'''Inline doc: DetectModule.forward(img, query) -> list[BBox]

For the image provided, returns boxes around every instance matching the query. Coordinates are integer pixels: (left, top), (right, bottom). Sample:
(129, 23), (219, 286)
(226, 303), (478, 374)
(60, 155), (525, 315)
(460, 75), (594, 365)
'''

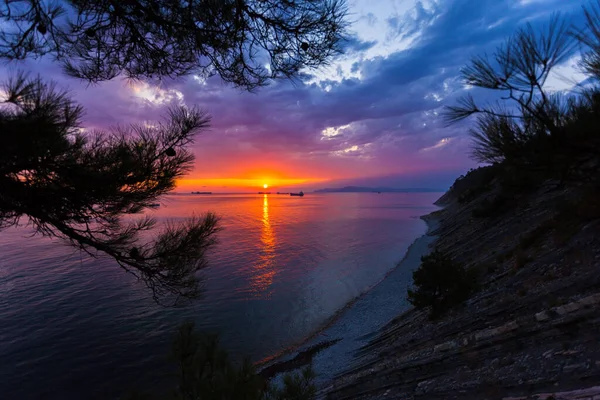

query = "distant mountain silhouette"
(313, 186), (443, 193)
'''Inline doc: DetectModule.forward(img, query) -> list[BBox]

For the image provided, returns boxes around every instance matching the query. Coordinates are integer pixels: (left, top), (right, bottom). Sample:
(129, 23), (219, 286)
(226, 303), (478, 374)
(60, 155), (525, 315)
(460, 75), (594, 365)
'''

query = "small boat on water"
(148, 203), (160, 208)
(290, 191), (304, 197)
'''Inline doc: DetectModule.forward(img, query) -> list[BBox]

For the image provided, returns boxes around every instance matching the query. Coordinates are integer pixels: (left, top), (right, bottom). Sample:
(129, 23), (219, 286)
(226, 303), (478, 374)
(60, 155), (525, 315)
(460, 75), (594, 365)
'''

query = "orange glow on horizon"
(176, 177), (328, 190)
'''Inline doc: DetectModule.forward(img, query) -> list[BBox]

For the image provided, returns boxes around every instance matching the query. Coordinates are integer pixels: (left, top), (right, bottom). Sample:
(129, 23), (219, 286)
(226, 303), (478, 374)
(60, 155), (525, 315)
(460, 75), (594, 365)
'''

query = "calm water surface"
(0, 192), (440, 399)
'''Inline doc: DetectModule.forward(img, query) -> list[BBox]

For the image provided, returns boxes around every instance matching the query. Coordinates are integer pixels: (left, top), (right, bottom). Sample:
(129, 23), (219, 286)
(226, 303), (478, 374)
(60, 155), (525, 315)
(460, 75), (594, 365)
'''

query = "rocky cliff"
(325, 168), (600, 400)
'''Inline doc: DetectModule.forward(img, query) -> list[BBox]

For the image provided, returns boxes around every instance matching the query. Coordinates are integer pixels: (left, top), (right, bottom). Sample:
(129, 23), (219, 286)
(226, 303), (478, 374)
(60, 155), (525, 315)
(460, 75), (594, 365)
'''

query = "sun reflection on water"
(249, 194), (277, 298)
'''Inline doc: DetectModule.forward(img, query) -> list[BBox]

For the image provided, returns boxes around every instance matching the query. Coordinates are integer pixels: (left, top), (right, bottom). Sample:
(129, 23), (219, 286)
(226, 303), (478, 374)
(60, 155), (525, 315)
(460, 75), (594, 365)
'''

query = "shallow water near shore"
(0, 192), (440, 399)
(264, 219), (439, 387)
(313, 227), (438, 384)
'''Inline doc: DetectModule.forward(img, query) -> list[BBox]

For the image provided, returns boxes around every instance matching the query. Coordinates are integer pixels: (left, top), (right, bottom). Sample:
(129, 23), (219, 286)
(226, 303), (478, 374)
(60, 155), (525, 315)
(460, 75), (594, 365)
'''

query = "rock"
(544, 349), (554, 359)
(415, 379), (435, 395)
(475, 329), (496, 341)
(578, 294), (600, 306)
(536, 311), (551, 322)
(434, 340), (458, 352)
(554, 302), (581, 315)
(499, 357), (515, 367)
(563, 362), (586, 373)
(324, 179), (600, 400)
(564, 302), (582, 313)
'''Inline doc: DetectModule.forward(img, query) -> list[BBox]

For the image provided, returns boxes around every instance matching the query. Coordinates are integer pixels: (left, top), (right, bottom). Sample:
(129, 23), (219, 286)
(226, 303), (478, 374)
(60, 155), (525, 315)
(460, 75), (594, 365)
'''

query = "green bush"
(407, 250), (479, 318)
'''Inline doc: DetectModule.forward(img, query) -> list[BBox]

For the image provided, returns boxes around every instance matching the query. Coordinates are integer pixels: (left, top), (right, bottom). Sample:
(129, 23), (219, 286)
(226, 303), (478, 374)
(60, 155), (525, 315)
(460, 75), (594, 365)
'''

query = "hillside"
(324, 168), (600, 400)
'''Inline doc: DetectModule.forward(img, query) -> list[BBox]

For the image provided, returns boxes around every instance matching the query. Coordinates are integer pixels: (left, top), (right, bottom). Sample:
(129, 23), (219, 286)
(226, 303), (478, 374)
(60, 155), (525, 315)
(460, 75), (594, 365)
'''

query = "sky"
(0, 0), (591, 192)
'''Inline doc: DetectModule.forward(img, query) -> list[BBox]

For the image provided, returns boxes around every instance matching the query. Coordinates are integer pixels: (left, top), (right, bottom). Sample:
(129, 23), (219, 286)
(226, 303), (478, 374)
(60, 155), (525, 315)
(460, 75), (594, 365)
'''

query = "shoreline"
(257, 210), (440, 382)
(322, 172), (600, 399)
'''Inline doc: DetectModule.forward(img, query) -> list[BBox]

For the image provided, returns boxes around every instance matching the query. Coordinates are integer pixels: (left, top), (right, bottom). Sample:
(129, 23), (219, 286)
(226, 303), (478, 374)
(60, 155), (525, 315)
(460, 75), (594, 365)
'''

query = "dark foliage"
(457, 183), (493, 204)
(0, 1), (349, 304)
(171, 323), (263, 400)
(471, 194), (511, 219)
(469, 165), (541, 218)
(266, 366), (316, 400)
(0, 0), (348, 89)
(0, 73), (220, 304)
(445, 6), (600, 189)
(167, 323), (316, 400)
(408, 250), (479, 318)
(445, 14), (575, 130)
(574, 0), (600, 79)
(496, 165), (540, 194)
(450, 166), (499, 204)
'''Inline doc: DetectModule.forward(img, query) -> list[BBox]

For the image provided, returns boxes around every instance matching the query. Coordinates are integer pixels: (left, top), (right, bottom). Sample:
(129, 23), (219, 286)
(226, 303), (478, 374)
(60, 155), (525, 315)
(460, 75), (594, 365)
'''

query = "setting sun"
(263, 183), (269, 189)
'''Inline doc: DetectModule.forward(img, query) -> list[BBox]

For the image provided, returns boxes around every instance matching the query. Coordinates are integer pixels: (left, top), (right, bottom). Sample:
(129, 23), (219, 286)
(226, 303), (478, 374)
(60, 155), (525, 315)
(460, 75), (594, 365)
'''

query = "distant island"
(313, 186), (444, 193)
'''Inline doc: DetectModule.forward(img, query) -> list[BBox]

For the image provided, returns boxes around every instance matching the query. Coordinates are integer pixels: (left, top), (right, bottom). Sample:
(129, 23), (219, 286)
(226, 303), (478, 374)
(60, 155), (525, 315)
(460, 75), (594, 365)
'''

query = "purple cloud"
(1, 0), (589, 189)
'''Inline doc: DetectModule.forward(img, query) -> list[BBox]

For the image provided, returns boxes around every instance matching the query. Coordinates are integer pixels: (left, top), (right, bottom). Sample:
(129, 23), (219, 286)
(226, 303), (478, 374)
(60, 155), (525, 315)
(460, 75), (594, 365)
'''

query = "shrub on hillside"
(408, 250), (479, 318)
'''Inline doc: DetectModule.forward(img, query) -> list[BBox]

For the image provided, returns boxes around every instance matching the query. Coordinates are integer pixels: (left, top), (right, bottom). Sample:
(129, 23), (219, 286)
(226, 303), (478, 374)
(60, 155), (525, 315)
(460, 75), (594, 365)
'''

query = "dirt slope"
(325, 174), (600, 400)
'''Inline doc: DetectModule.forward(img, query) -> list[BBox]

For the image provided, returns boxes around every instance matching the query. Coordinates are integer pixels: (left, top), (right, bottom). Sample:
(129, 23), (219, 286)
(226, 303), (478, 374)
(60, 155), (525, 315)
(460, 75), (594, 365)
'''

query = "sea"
(0, 192), (441, 399)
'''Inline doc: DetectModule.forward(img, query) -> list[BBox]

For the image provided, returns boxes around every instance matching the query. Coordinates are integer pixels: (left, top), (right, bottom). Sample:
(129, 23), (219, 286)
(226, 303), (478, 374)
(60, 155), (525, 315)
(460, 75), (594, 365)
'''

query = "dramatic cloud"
(1, 0), (589, 190)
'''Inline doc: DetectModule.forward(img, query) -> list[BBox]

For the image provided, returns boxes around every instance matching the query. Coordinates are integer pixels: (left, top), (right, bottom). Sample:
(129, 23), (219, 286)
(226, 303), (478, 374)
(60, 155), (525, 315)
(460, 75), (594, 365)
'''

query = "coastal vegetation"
(0, 0), (348, 304)
(127, 323), (316, 400)
(1, 2), (347, 398)
(408, 250), (479, 318)
(330, 7), (600, 395)
(4, 0), (600, 398)
(406, 0), (600, 328)
(0, 0), (347, 89)
(442, 0), (600, 278)
(0, 73), (219, 304)
(446, 4), (600, 191)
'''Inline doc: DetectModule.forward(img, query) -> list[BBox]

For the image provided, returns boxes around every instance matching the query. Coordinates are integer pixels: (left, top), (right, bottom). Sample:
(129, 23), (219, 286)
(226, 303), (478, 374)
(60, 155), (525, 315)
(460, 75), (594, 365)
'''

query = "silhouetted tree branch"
(445, 14), (575, 134)
(0, 72), (220, 305)
(574, 0), (600, 79)
(446, 4), (600, 186)
(0, 0), (348, 89)
(0, 1), (349, 304)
